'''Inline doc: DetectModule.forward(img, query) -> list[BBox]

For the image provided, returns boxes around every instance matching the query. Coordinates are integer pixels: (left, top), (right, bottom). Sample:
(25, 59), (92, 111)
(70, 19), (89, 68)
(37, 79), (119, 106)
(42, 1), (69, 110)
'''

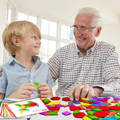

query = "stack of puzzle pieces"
(41, 96), (120, 120)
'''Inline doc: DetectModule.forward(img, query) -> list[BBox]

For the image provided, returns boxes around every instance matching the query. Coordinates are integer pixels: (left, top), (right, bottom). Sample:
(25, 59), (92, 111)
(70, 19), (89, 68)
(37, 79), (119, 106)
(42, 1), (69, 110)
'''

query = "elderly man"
(48, 7), (120, 100)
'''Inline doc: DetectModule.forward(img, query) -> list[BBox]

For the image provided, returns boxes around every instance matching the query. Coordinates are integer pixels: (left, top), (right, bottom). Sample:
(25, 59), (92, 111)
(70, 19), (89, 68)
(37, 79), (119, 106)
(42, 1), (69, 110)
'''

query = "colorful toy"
(2, 96), (120, 119)
(41, 96), (120, 119)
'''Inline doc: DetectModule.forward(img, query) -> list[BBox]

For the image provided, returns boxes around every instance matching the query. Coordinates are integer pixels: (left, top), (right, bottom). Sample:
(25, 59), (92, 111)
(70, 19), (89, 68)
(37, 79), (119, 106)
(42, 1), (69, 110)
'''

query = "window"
(3, 8), (12, 63)
(41, 19), (57, 37)
(17, 12), (37, 24)
(7, 8), (12, 23)
(47, 40), (56, 57)
(61, 24), (74, 40)
(28, 15), (37, 24)
(60, 42), (68, 47)
(18, 12), (27, 20)
(49, 21), (57, 37)
(41, 19), (49, 35)
(40, 39), (56, 62)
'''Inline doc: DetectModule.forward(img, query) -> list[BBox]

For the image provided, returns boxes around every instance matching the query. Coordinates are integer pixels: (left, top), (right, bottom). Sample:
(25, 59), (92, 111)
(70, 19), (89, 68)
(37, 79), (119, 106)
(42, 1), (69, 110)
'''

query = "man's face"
(73, 14), (100, 50)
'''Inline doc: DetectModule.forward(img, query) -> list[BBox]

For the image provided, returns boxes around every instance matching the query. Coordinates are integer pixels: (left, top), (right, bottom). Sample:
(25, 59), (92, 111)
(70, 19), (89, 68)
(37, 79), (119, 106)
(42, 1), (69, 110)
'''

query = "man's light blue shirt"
(0, 56), (54, 98)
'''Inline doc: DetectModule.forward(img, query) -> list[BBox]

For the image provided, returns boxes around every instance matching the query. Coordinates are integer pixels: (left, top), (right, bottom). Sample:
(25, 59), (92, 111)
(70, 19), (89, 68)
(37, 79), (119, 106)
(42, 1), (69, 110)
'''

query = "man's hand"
(38, 83), (53, 98)
(8, 83), (37, 99)
(0, 67), (3, 76)
(69, 84), (103, 101)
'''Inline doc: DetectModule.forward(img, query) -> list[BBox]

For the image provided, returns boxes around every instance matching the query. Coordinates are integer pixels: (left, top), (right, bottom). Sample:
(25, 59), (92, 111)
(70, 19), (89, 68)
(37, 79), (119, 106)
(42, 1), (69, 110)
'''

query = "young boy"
(0, 21), (53, 99)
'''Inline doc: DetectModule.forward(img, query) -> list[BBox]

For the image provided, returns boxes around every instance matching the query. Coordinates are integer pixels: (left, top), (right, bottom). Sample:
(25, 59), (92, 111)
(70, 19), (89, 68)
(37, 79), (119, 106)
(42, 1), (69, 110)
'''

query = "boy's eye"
(32, 36), (37, 39)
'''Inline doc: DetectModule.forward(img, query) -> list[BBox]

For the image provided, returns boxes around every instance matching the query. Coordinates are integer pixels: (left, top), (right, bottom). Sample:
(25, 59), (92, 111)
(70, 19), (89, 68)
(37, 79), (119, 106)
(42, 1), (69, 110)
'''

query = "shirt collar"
(75, 41), (97, 56)
(8, 56), (41, 65)
(8, 56), (17, 65)
(90, 41), (96, 52)
(33, 56), (40, 63)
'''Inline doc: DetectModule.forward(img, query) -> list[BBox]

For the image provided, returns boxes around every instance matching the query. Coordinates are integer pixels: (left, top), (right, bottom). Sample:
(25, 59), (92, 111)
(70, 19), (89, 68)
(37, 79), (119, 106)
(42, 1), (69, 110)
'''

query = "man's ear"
(11, 36), (21, 46)
(95, 27), (102, 37)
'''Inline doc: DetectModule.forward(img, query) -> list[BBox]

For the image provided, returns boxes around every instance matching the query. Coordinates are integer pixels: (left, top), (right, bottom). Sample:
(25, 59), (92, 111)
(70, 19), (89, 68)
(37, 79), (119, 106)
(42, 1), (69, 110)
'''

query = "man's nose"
(74, 30), (86, 36)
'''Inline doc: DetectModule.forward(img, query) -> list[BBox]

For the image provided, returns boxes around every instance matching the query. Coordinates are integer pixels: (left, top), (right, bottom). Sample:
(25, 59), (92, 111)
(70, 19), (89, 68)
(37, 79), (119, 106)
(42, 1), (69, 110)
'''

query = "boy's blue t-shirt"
(0, 56), (54, 98)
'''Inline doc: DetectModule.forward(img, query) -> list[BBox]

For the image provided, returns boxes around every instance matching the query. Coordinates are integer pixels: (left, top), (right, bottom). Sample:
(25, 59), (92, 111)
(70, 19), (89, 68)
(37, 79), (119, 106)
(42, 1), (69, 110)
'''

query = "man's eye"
(81, 27), (86, 30)
(81, 26), (86, 28)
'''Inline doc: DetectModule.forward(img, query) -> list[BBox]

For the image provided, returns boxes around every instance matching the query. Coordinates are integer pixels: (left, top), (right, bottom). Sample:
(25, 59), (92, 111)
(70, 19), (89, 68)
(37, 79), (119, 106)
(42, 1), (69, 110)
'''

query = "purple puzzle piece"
(62, 111), (71, 116)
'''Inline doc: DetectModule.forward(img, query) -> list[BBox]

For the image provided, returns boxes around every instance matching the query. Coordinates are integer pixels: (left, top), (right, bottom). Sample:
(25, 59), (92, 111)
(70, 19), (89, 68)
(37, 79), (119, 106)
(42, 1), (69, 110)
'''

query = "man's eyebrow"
(72, 25), (77, 27)
(72, 25), (86, 28)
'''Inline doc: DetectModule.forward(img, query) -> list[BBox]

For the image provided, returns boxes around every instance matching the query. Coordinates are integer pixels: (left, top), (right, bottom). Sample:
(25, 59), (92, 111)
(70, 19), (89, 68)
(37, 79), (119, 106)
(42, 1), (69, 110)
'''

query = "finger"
(74, 90), (80, 101)
(74, 86), (83, 101)
(22, 83), (37, 89)
(22, 83), (34, 87)
(40, 91), (49, 95)
(20, 94), (30, 99)
(87, 87), (95, 98)
(69, 86), (75, 101)
(39, 87), (48, 91)
(22, 84), (37, 91)
(40, 94), (48, 98)
(40, 83), (48, 87)
(24, 87), (37, 92)
(93, 88), (103, 97)
(81, 85), (89, 98)
(13, 92), (30, 99)
(22, 90), (33, 96)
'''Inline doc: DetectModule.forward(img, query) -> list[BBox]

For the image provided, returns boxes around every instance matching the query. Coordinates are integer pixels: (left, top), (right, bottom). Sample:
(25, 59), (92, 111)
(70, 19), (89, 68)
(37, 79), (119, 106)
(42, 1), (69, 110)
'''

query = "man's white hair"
(77, 7), (102, 27)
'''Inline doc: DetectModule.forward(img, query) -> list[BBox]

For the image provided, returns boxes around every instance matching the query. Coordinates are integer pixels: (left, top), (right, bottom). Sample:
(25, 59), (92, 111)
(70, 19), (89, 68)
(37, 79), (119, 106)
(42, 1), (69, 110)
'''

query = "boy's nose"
(38, 41), (41, 46)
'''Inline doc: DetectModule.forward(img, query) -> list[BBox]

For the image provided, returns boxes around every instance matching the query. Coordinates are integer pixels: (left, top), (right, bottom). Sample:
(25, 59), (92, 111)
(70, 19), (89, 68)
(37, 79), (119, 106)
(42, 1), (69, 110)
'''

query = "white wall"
(0, 0), (8, 64)
(98, 24), (120, 52)
(97, 23), (120, 62)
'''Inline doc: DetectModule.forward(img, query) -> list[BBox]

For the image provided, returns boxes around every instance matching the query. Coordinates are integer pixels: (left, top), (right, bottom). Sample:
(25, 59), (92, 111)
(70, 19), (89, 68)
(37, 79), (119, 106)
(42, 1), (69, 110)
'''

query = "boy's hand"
(38, 83), (53, 98)
(8, 83), (37, 99)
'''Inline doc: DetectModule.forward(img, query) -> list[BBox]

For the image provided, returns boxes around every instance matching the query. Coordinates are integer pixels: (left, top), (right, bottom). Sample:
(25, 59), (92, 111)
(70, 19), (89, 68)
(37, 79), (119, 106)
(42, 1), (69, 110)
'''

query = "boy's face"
(19, 32), (41, 56)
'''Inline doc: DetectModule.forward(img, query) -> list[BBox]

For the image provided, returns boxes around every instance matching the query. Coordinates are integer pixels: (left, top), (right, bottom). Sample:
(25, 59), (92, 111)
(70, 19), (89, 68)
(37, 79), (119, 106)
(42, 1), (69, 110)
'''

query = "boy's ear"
(11, 36), (21, 46)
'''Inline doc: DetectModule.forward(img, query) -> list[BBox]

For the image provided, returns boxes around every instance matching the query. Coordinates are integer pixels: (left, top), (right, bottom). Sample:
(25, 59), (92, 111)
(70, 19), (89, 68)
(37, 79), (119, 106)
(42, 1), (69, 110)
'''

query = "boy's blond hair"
(2, 20), (41, 56)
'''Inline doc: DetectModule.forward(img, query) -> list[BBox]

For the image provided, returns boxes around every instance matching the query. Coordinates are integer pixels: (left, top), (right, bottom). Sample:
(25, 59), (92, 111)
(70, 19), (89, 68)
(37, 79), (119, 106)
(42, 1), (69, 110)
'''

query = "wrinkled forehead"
(74, 14), (94, 26)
